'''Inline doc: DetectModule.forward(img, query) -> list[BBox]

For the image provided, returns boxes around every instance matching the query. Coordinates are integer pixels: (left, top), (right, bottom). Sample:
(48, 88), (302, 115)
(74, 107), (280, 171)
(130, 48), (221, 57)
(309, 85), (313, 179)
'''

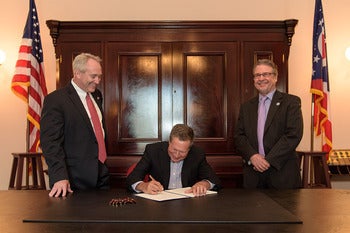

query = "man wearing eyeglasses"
(234, 59), (303, 189)
(126, 124), (221, 196)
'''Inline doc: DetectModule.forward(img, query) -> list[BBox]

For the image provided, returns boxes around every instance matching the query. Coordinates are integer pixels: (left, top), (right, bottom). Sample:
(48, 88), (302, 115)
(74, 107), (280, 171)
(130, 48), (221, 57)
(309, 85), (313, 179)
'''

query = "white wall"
(1, 0), (349, 190)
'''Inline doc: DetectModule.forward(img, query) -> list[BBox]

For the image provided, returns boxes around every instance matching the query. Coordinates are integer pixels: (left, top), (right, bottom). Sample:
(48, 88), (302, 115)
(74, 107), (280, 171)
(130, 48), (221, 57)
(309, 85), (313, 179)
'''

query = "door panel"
(119, 55), (159, 139)
(105, 42), (173, 154)
(187, 55), (225, 138)
(173, 42), (239, 153)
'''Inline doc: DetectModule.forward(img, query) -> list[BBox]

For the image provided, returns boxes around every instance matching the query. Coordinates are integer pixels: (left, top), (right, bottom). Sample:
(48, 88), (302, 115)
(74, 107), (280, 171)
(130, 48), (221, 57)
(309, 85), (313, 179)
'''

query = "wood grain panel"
(105, 42), (172, 154)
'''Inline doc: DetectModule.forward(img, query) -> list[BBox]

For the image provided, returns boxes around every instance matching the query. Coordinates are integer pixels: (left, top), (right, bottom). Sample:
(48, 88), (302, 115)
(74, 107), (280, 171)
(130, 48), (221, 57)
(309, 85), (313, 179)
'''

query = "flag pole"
(26, 120), (29, 152)
(310, 95), (314, 152)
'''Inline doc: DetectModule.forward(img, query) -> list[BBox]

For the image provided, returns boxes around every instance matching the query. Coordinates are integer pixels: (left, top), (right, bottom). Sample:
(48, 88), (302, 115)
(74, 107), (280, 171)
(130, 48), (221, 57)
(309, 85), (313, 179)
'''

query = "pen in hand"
(149, 175), (155, 181)
(148, 175), (164, 193)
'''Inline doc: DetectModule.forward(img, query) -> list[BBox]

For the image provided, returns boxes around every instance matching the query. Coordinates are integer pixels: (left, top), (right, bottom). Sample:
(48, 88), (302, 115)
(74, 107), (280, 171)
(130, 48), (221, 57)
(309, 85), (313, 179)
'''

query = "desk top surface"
(1, 188), (350, 233)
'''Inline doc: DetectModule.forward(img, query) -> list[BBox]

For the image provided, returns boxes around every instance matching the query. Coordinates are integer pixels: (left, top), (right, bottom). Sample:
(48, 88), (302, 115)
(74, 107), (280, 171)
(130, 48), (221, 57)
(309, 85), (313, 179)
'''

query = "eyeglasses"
(253, 72), (275, 79)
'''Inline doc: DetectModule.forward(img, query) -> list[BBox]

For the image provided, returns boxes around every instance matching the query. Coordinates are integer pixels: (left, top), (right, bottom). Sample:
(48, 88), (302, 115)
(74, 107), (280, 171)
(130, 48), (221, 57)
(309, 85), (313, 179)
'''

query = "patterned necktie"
(86, 94), (107, 163)
(257, 96), (267, 156)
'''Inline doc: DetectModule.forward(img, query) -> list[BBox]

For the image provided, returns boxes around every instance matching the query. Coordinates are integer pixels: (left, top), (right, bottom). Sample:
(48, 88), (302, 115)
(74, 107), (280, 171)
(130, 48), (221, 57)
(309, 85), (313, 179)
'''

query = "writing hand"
(136, 175), (164, 195)
(49, 179), (73, 197)
(148, 175), (164, 194)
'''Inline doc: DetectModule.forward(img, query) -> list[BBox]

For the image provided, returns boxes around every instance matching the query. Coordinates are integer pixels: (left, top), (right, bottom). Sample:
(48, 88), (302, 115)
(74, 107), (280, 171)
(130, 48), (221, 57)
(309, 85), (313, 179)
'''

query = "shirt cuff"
(204, 180), (215, 190)
(131, 181), (143, 193)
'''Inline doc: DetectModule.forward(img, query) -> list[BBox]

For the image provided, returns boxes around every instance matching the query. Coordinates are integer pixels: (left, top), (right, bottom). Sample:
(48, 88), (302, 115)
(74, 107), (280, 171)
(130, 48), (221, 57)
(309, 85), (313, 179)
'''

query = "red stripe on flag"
(19, 45), (32, 54)
(15, 59), (31, 68)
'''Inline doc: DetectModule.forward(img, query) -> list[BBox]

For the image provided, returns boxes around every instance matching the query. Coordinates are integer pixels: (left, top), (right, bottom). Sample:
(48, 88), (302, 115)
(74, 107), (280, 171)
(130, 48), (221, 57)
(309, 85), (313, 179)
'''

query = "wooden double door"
(105, 41), (239, 155)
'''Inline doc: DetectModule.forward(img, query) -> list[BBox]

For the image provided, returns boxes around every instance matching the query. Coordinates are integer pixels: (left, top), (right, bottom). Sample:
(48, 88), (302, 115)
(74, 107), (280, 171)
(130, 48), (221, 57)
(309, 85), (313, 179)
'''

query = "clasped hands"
(136, 178), (210, 197)
(250, 153), (270, 172)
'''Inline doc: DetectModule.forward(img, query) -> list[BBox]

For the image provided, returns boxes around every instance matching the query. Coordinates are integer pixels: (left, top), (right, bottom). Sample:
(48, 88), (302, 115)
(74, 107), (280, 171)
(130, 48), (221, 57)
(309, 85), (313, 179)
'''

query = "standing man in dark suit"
(234, 59), (303, 189)
(41, 53), (109, 197)
(126, 124), (221, 196)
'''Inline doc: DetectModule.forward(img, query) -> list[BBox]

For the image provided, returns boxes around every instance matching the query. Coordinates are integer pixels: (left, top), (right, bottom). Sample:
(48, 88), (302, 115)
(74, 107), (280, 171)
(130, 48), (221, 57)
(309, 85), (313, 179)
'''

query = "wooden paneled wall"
(47, 20), (297, 188)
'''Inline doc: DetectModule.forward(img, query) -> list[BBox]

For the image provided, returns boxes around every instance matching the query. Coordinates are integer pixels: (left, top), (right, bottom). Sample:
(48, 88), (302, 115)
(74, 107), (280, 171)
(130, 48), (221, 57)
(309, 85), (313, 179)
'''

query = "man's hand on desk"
(49, 179), (73, 197)
(185, 180), (210, 196)
(136, 180), (164, 195)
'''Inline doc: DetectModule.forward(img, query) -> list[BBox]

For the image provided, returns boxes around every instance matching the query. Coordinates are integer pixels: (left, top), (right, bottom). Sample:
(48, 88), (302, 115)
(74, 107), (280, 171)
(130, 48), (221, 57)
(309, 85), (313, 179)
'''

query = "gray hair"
(72, 53), (102, 73)
(253, 59), (278, 76)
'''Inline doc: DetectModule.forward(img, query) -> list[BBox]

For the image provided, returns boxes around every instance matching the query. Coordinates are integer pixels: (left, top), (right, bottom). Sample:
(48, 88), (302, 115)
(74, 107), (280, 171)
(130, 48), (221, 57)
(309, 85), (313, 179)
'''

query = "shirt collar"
(71, 79), (88, 98)
(259, 89), (276, 101)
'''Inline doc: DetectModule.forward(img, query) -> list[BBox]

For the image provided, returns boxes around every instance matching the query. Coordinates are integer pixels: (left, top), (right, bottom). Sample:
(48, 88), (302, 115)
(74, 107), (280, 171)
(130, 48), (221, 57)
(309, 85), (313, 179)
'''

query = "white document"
(135, 187), (217, 201)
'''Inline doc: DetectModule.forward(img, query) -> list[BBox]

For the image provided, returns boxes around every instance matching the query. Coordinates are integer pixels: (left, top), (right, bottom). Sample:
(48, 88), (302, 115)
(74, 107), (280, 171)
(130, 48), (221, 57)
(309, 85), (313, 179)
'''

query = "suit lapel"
(160, 143), (171, 187)
(250, 97), (259, 123)
(248, 97), (259, 142)
(181, 158), (189, 187)
(91, 90), (103, 112)
(265, 91), (283, 131)
(66, 83), (94, 133)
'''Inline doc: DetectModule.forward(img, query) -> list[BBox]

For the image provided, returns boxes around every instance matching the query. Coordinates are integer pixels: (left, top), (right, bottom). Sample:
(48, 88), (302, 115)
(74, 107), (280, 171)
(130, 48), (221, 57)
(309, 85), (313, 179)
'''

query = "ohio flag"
(310, 0), (332, 156)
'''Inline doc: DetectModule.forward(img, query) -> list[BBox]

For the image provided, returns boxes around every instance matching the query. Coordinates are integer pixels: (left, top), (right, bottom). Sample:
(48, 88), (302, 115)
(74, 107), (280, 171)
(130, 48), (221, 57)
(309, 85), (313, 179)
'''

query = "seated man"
(126, 124), (221, 196)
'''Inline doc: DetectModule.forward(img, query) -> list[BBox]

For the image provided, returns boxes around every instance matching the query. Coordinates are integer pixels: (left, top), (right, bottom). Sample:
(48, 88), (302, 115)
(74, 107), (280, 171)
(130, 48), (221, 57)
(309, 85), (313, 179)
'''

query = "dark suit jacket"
(234, 90), (303, 189)
(126, 142), (221, 191)
(40, 82), (109, 190)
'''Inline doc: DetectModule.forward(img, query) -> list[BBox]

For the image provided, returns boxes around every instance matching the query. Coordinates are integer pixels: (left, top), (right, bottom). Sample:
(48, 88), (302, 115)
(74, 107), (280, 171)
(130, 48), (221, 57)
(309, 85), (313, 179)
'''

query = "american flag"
(11, 0), (47, 152)
(310, 0), (332, 156)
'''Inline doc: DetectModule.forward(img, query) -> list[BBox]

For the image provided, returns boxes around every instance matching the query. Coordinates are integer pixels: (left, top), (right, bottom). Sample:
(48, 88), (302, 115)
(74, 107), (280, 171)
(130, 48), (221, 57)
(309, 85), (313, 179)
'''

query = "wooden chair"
(298, 151), (331, 188)
(126, 163), (149, 182)
(9, 152), (46, 190)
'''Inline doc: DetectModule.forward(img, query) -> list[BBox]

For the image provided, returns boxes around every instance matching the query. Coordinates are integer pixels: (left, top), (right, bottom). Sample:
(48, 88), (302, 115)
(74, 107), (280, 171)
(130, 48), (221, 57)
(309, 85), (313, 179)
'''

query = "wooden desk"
(1, 189), (350, 232)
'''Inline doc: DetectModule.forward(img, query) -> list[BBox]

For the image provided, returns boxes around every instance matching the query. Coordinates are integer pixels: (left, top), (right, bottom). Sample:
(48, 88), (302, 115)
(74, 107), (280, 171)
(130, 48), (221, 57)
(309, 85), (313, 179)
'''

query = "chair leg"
(15, 157), (24, 190)
(9, 158), (18, 189)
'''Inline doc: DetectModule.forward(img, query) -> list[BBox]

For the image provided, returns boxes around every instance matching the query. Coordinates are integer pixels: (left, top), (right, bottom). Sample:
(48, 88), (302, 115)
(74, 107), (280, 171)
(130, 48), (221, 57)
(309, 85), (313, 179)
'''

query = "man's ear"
(73, 69), (82, 78)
